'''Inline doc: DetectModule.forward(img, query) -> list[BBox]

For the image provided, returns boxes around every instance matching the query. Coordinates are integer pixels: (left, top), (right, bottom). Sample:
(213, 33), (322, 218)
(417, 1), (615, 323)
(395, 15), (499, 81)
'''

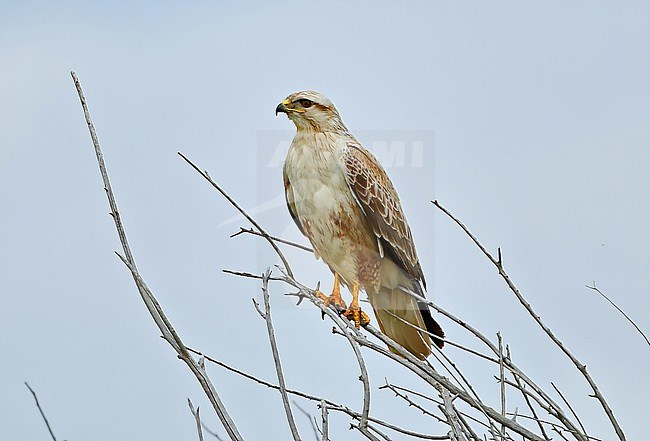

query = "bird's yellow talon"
(342, 280), (369, 328)
(315, 290), (347, 312)
(316, 273), (347, 312)
(343, 307), (370, 329)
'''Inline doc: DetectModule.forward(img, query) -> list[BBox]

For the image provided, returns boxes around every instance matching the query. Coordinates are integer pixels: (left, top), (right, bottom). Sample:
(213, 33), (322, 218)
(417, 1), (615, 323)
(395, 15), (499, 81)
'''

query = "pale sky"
(2, 1), (649, 440)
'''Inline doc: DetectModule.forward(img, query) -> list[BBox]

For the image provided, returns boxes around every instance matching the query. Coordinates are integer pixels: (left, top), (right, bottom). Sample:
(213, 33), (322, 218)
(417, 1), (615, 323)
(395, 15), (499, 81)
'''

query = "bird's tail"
(369, 285), (444, 360)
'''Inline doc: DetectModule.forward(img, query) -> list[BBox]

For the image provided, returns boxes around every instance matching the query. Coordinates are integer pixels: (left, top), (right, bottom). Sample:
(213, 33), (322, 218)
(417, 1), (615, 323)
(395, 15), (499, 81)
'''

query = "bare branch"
(178, 151), (295, 279)
(381, 382), (490, 433)
(497, 333), (506, 438)
(292, 400), (320, 441)
(223, 269), (284, 281)
(586, 282), (650, 348)
(456, 412), (482, 441)
(551, 382), (589, 439)
(358, 324), (543, 440)
(71, 72), (136, 268)
(72, 72), (243, 441)
(252, 297), (265, 319)
(440, 387), (469, 441)
(511, 372), (551, 441)
(380, 381), (445, 423)
(187, 346), (337, 406)
(378, 292), (560, 436)
(259, 269), (302, 441)
(553, 427), (573, 441)
(188, 339), (447, 439)
(320, 401), (329, 441)
(384, 308), (497, 421)
(432, 199), (625, 441)
(359, 423), (389, 441)
(201, 422), (226, 441)
(24, 382), (58, 441)
(271, 269), (374, 432)
(115, 253), (244, 439)
(506, 413), (604, 441)
(231, 227), (313, 253)
(340, 324), (372, 431)
(188, 399), (205, 441)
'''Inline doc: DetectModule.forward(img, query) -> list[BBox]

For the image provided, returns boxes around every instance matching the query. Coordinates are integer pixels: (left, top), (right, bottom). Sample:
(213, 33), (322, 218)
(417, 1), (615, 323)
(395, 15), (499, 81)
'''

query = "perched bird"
(277, 91), (444, 359)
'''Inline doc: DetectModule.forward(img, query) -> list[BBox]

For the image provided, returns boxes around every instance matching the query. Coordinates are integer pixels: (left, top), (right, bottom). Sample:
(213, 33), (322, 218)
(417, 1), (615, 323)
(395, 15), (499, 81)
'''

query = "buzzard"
(277, 91), (444, 359)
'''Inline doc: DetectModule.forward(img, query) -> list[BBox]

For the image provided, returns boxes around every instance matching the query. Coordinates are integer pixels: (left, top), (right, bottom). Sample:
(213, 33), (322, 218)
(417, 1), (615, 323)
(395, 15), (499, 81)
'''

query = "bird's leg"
(343, 281), (370, 329)
(315, 273), (347, 312)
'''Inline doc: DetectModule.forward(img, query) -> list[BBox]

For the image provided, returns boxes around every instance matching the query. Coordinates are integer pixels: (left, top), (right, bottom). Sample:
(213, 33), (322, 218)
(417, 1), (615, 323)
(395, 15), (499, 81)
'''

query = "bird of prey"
(276, 91), (444, 359)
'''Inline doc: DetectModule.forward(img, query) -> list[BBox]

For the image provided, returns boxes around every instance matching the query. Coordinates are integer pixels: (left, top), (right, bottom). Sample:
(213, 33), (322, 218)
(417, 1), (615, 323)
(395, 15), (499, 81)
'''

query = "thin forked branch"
(188, 399), (205, 441)
(72, 72), (243, 441)
(231, 227), (313, 253)
(258, 269), (302, 441)
(586, 282), (649, 348)
(432, 199), (625, 441)
(178, 151), (295, 279)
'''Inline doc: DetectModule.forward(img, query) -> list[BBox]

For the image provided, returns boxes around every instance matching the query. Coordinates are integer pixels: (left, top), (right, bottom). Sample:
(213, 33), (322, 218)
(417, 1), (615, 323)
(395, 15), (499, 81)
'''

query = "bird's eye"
(298, 99), (313, 108)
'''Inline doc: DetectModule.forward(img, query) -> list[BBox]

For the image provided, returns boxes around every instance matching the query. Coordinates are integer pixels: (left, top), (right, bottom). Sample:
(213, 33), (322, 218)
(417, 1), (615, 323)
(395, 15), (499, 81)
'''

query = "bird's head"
(276, 90), (347, 133)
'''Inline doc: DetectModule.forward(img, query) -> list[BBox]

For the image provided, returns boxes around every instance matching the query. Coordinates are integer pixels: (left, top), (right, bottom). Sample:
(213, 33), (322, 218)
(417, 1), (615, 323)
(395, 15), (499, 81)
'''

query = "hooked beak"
(275, 99), (291, 116)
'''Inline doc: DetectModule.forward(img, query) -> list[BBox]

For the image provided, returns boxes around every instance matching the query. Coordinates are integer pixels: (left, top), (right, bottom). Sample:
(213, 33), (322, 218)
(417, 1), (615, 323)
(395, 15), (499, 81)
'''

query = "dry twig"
(585, 282), (649, 348)
(231, 227), (313, 253)
(497, 333), (506, 438)
(292, 400), (321, 441)
(320, 400), (329, 441)
(72, 72), (243, 441)
(179, 152), (295, 279)
(432, 199), (624, 441)
(188, 399), (205, 441)
(24, 382), (58, 441)
(258, 269), (302, 441)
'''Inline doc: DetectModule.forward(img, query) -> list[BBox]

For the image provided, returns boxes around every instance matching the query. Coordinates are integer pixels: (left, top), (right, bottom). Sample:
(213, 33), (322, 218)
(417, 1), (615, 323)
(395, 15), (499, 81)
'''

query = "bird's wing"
(341, 142), (426, 288)
(283, 167), (305, 237)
